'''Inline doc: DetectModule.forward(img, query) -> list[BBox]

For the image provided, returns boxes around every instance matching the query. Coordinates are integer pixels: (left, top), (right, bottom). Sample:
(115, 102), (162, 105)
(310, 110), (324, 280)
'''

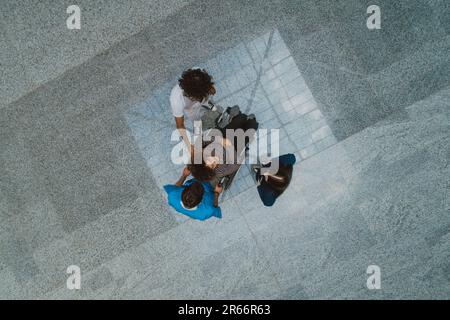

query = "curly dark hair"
(181, 181), (205, 209)
(179, 68), (214, 102)
(189, 163), (216, 182)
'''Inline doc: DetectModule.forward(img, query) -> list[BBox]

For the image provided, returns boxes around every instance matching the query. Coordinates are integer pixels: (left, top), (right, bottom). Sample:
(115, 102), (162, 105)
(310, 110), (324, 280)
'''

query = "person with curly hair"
(170, 68), (216, 153)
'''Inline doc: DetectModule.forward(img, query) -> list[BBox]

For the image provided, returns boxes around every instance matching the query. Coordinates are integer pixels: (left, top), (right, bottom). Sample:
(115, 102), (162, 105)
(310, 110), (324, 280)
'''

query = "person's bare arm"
(175, 166), (191, 186)
(175, 116), (193, 153)
(213, 184), (223, 207)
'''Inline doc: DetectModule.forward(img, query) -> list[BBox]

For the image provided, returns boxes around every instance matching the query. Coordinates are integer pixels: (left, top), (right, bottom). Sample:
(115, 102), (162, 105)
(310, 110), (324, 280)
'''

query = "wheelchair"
(200, 101), (259, 200)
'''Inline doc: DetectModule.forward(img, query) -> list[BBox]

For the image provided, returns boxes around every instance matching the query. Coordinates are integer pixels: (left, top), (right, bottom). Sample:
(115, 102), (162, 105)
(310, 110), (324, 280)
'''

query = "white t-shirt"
(170, 84), (208, 123)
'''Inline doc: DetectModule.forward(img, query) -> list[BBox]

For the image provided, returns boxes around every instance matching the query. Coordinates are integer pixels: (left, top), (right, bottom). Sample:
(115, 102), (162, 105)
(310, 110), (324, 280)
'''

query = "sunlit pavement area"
(1, 0), (449, 299)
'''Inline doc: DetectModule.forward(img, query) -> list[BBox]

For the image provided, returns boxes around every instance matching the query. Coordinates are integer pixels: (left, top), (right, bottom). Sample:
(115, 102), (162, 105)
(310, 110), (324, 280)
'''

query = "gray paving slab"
(1, 0), (449, 299)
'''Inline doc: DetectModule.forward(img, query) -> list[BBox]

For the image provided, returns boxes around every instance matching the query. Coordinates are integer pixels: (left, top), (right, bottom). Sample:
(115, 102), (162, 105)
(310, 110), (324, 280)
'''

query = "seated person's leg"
(222, 113), (247, 131)
(243, 117), (259, 131)
(223, 113), (259, 153)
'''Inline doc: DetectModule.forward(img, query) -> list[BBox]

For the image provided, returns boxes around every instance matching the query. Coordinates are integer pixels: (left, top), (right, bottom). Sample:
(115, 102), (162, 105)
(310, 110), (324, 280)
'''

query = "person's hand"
(222, 137), (232, 148)
(255, 176), (262, 186)
(214, 184), (223, 194)
(182, 166), (191, 178)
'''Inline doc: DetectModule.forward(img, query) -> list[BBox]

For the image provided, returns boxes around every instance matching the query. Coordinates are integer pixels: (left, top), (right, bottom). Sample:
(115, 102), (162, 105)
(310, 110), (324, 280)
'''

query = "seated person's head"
(179, 68), (215, 102)
(189, 162), (216, 182)
(181, 181), (205, 209)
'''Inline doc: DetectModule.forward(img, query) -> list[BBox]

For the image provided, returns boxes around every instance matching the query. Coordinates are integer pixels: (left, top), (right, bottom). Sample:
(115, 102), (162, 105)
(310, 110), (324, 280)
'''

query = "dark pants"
(221, 113), (259, 152)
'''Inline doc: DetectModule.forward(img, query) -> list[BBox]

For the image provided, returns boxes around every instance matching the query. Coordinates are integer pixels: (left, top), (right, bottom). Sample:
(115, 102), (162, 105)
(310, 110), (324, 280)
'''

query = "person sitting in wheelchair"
(189, 107), (259, 182)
